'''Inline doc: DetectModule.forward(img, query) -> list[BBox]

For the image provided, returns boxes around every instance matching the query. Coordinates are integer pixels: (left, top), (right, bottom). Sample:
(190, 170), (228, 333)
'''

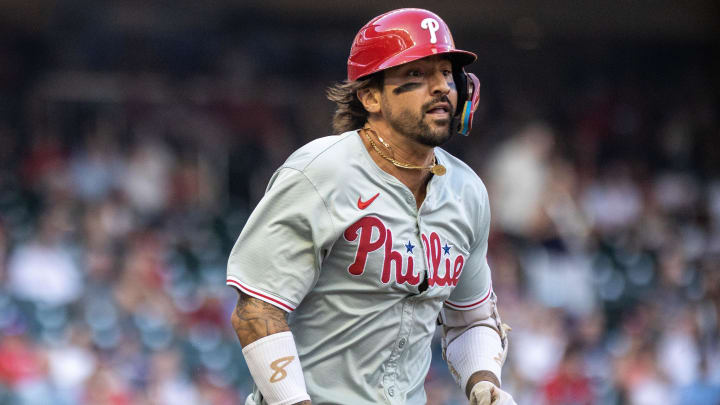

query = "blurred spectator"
(581, 162), (643, 235)
(0, 336), (46, 391)
(83, 364), (133, 405)
(677, 359), (720, 405)
(46, 325), (97, 404)
(541, 343), (593, 405)
(657, 309), (701, 387)
(122, 136), (175, 216)
(69, 121), (125, 203)
(146, 349), (200, 405)
(7, 205), (82, 306)
(486, 123), (555, 240)
(510, 306), (566, 386)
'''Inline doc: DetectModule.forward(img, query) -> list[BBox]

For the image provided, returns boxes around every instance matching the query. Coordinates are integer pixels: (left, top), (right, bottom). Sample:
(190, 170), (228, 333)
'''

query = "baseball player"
(227, 8), (515, 405)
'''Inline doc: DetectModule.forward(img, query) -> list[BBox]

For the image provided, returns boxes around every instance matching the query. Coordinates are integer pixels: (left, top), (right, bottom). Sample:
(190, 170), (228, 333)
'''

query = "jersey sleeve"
(226, 167), (335, 312)
(445, 183), (493, 311)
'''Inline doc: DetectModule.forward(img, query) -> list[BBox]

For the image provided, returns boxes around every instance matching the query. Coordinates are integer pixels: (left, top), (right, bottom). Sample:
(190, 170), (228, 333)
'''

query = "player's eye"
(442, 69), (452, 77)
(407, 70), (422, 78)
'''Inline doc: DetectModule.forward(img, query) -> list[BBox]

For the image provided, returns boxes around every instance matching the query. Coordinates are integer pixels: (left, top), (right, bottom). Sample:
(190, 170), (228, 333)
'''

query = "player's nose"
(428, 70), (451, 97)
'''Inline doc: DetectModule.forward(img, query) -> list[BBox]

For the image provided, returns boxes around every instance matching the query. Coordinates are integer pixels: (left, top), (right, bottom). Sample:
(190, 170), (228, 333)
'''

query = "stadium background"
(0, 1), (718, 404)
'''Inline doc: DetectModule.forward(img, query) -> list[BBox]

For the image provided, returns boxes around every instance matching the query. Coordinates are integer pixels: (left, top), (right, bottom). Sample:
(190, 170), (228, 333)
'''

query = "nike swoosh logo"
(357, 192), (380, 210)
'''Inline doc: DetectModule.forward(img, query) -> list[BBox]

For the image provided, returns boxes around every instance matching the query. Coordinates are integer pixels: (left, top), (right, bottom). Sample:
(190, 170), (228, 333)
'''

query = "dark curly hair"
(326, 73), (383, 134)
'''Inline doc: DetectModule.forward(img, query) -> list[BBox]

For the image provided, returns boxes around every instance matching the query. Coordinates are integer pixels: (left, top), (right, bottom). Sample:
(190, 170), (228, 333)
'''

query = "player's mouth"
(425, 103), (451, 119)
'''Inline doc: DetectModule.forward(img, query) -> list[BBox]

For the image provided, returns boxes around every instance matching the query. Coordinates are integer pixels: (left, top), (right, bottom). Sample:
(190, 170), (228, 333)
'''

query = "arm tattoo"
(231, 292), (290, 347)
(231, 293), (310, 404)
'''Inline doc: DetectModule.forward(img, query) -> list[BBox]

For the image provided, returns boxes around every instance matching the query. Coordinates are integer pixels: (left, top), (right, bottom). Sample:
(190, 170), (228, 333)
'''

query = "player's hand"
(469, 381), (516, 405)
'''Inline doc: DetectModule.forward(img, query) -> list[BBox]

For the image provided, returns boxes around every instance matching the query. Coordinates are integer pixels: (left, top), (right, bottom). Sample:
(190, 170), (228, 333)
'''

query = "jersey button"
(388, 387), (395, 397)
(398, 338), (406, 348)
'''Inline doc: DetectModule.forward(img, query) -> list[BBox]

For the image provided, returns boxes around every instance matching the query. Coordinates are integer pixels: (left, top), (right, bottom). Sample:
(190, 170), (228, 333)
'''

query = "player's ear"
(357, 87), (381, 114)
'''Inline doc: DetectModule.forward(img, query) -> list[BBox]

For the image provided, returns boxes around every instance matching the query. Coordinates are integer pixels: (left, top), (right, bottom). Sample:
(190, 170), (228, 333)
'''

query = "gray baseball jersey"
(227, 130), (493, 405)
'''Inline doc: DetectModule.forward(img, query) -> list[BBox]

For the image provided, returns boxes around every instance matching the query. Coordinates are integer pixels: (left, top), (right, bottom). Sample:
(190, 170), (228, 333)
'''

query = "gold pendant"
(431, 164), (447, 176)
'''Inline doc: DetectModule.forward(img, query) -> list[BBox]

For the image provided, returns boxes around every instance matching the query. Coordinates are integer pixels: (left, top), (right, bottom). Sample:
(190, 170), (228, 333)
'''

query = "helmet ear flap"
(454, 71), (480, 136)
(453, 67), (469, 114)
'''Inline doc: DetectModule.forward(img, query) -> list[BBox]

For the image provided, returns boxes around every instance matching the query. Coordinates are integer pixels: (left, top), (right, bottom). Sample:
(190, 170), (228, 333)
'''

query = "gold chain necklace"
(362, 127), (446, 176)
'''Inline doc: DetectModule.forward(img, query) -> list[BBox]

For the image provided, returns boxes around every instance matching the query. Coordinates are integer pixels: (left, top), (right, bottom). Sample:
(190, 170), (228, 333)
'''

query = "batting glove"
(469, 381), (516, 405)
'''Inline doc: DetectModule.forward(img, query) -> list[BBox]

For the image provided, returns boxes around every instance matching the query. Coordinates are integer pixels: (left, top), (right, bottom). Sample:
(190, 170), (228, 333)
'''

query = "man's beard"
(384, 97), (456, 147)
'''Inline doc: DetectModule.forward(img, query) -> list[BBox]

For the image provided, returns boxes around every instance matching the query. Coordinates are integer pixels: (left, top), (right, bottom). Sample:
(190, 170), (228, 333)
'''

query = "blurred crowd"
(1, 5), (719, 405)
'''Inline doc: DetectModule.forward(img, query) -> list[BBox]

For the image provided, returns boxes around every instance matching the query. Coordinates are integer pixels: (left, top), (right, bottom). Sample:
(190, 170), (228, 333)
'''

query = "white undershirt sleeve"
(440, 292), (510, 391)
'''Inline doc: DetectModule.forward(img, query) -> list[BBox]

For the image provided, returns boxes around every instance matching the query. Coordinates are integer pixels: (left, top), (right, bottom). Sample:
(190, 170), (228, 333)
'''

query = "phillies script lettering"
(343, 216), (464, 287)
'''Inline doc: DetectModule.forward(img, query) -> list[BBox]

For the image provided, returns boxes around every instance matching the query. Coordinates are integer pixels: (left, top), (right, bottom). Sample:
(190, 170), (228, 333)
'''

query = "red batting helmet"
(347, 8), (481, 136)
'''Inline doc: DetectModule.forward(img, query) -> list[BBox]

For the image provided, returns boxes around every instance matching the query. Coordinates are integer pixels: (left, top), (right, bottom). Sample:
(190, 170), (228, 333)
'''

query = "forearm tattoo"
(231, 292), (290, 347)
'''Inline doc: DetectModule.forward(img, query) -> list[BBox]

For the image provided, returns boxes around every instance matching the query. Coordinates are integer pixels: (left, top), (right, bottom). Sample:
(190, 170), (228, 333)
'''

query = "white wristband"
(445, 326), (504, 392)
(242, 331), (310, 405)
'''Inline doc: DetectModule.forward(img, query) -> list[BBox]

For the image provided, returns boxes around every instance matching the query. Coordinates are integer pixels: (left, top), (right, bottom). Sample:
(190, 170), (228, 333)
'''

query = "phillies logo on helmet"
(420, 17), (440, 44)
(343, 216), (464, 287)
